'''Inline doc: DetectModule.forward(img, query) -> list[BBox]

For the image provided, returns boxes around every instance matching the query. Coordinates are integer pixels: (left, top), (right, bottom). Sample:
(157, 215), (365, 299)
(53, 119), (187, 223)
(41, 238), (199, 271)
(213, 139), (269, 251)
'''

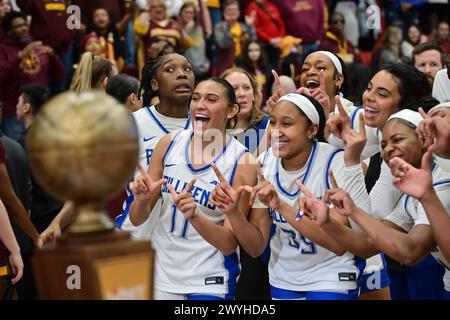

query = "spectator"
(134, 0), (188, 73)
(319, 11), (358, 64)
(401, 24), (427, 61)
(432, 21), (450, 55)
(87, 8), (126, 71)
(245, 0), (286, 69)
(214, 0), (256, 76)
(106, 73), (142, 113)
(0, 11), (64, 141)
(272, 0), (326, 64)
(0, 0), (12, 42)
(16, 0), (76, 94)
(15, 84), (64, 234)
(69, 52), (115, 93)
(235, 40), (271, 101)
(178, 1), (210, 81)
(371, 25), (403, 72)
(73, 0), (134, 36)
(412, 42), (445, 87)
(79, 32), (102, 55)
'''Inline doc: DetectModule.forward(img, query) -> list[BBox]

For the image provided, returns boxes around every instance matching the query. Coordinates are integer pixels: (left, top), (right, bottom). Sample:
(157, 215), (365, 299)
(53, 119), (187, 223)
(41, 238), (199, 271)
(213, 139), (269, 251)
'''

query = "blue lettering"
(269, 208), (287, 223)
(192, 186), (202, 203)
(200, 189), (211, 207)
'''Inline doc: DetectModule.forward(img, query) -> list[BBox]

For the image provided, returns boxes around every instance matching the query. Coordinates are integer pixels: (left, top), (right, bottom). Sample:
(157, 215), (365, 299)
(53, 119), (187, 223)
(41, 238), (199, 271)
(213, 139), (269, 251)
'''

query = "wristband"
(296, 210), (303, 221)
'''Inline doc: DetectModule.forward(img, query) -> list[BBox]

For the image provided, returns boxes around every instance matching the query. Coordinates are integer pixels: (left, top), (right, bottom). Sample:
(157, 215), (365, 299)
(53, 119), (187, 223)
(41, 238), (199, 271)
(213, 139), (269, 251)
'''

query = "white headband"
(387, 109), (423, 127)
(315, 51), (343, 74)
(428, 102), (450, 116)
(278, 93), (320, 124)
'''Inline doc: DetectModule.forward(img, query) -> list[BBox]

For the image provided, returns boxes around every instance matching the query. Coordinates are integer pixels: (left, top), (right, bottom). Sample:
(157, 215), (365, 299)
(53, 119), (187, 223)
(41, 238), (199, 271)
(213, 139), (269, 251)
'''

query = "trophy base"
(32, 230), (154, 300)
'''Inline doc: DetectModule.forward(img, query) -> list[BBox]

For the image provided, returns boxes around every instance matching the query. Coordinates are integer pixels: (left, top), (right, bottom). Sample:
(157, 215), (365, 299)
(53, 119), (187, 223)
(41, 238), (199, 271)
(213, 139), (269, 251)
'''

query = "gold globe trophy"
(28, 91), (154, 299)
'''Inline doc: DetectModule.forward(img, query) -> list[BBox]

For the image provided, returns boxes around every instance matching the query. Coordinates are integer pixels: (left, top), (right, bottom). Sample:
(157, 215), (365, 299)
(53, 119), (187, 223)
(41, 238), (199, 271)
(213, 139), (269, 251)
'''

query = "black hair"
(2, 11), (27, 33)
(19, 83), (49, 114)
(200, 77), (240, 129)
(381, 63), (431, 111)
(138, 53), (188, 107)
(331, 52), (349, 96)
(300, 94), (327, 143)
(106, 74), (140, 104)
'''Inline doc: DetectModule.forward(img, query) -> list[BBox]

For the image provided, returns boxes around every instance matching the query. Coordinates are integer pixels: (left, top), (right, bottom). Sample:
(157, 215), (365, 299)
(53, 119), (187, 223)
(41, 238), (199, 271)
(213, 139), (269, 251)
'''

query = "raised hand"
(246, 161), (281, 209)
(343, 113), (367, 166)
(130, 163), (167, 201)
(245, 10), (256, 26)
(326, 170), (357, 217)
(389, 151), (433, 200)
(265, 70), (285, 114)
(326, 95), (352, 139)
(310, 70), (331, 115)
(167, 178), (197, 220)
(296, 180), (329, 226)
(417, 107), (450, 157)
(210, 163), (247, 215)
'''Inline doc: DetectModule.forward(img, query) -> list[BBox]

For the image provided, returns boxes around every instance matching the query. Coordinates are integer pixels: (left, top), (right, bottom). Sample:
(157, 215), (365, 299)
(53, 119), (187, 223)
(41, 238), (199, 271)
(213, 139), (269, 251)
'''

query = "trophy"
(28, 91), (154, 299)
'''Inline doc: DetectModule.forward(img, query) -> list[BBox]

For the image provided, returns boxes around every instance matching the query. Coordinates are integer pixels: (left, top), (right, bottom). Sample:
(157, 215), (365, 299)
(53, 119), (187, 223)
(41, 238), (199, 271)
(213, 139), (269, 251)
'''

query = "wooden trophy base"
(32, 230), (154, 300)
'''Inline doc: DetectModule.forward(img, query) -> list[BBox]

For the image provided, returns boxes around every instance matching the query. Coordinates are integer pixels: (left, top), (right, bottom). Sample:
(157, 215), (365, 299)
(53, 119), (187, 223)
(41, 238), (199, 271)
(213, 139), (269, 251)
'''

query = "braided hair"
(138, 55), (166, 107)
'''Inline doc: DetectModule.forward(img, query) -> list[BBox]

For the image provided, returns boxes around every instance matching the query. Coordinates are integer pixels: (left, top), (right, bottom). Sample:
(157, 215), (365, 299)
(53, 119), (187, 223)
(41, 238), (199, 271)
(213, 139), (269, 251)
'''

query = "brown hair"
(220, 67), (265, 128)
(70, 53), (113, 93)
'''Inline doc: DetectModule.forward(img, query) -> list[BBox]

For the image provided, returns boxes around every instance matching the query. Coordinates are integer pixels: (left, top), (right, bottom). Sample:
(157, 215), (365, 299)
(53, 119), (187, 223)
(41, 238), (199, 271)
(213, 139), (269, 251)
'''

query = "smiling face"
(381, 120), (425, 168)
(190, 80), (238, 135)
(300, 52), (343, 99)
(151, 53), (195, 103)
(414, 49), (444, 86)
(269, 100), (317, 160)
(362, 70), (402, 129)
(224, 71), (255, 121)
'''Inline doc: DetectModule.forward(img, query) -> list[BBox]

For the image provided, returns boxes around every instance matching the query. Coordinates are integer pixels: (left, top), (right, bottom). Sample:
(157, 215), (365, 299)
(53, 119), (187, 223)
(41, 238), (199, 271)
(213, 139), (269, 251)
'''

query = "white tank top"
(259, 142), (360, 292)
(153, 129), (248, 295)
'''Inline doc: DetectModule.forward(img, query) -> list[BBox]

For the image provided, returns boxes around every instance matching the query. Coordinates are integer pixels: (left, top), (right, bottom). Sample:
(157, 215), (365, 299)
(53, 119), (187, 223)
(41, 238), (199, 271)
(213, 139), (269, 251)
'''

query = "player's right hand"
(37, 222), (62, 248)
(326, 95), (352, 139)
(130, 163), (167, 201)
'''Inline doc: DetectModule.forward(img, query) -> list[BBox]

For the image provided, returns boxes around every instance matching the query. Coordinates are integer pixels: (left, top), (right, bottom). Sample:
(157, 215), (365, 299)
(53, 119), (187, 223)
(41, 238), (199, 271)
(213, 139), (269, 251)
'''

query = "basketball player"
(211, 93), (361, 300)
(129, 78), (256, 300)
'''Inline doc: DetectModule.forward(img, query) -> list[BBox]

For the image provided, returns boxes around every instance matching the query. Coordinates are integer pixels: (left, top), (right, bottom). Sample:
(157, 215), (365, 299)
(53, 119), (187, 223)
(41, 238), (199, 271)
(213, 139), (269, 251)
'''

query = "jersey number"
(281, 228), (317, 254)
(170, 204), (189, 239)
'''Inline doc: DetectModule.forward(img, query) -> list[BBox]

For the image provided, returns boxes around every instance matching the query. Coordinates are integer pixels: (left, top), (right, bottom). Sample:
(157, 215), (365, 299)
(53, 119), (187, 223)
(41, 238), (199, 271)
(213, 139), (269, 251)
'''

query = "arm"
(199, 0), (212, 38)
(0, 199), (23, 284)
(0, 164), (39, 245)
(129, 134), (170, 226)
(211, 155), (272, 257)
(214, 22), (233, 49)
(171, 153), (257, 256)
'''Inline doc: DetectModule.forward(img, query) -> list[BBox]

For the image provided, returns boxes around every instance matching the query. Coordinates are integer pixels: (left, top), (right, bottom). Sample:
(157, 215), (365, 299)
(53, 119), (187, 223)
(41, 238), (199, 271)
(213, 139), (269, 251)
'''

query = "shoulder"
(233, 151), (257, 186)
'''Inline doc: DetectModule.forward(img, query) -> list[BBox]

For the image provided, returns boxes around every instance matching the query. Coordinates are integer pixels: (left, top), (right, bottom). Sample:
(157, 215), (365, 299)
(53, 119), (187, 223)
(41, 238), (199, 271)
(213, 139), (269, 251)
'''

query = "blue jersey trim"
(275, 141), (317, 198)
(185, 132), (234, 174)
(115, 184), (134, 228)
(325, 148), (344, 189)
(350, 107), (361, 129)
(229, 149), (248, 186)
(162, 130), (183, 164)
(223, 252), (240, 296)
(404, 178), (450, 217)
(146, 106), (170, 134)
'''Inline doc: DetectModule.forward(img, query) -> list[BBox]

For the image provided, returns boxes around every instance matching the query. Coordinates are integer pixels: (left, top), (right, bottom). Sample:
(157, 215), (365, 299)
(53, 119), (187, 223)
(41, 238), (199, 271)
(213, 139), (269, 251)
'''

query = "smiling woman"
(128, 78), (257, 300)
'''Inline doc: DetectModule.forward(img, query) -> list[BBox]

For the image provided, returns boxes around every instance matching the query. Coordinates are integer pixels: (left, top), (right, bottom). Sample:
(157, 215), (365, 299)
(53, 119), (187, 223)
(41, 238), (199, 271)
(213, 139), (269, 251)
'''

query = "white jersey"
(153, 129), (248, 295)
(115, 105), (191, 239)
(432, 69), (450, 103)
(385, 164), (450, 291)
(259, 142), (360, 292)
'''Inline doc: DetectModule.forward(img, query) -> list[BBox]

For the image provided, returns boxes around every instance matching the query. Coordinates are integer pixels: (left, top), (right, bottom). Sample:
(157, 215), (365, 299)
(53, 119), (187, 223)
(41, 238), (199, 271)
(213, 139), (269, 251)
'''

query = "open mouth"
(194, 113), (210, 127)
(174, 84), (192, 93)
(364, 106), (380, 119)
(306, 80), (320, 90)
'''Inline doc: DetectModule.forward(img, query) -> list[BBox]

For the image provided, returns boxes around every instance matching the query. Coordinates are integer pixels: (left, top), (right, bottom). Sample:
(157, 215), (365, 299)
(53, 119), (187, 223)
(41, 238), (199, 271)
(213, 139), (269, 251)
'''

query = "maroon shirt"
(0, 37), (64, 117)
(73, 0), (126, 25)
(16, 0), (76, 53)
(271, 0), (325, 43)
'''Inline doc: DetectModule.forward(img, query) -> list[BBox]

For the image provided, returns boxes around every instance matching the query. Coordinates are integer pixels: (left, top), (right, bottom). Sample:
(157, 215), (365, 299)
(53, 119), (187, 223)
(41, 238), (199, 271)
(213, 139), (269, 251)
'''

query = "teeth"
(307, 80), (319, 85)
(195, 114), (209, 119)
(365, 107), (378, 112)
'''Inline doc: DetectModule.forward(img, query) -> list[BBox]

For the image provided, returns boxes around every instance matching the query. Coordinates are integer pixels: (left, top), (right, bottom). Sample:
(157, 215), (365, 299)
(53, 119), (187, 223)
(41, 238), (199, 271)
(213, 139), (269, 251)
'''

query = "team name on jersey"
(162, 175), (217, 210)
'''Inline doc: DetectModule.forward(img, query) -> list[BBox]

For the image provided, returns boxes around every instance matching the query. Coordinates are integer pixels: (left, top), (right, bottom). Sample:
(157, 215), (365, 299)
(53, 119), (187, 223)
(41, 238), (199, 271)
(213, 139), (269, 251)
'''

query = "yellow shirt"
(206, 0), (220, 8)
(230, 22), (242, 57)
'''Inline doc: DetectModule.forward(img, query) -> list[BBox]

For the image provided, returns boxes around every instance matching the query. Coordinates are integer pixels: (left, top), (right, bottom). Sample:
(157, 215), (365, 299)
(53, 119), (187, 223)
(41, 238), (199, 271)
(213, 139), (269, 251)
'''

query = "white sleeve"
(342, 164), (371, 214)
(385, 200), (415, 232)
(432, 69), (450, 103)
(370, 161), (403, 220)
